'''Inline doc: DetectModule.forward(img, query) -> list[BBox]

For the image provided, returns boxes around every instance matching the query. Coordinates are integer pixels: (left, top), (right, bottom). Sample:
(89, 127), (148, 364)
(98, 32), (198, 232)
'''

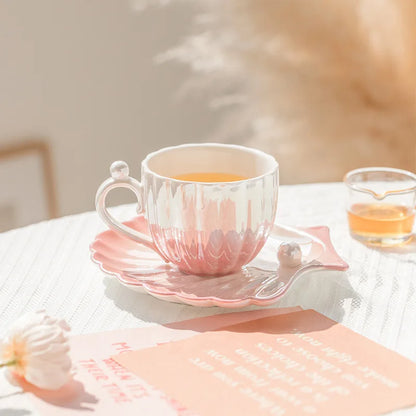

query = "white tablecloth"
(1, 183), (415, 415)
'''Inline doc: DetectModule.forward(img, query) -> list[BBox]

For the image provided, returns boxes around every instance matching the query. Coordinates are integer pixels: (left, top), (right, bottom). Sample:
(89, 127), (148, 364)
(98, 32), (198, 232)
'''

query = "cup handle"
(95, 161), (155, 250)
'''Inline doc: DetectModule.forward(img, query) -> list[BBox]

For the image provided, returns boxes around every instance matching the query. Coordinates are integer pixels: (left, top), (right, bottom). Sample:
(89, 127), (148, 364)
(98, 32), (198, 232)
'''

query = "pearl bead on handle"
(277, 242), (302, 267)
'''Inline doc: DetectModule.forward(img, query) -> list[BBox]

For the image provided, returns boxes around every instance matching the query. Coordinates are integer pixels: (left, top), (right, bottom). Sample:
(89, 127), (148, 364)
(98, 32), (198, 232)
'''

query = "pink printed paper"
(23, 307), (300, 415)
(115, 310), (416, 416)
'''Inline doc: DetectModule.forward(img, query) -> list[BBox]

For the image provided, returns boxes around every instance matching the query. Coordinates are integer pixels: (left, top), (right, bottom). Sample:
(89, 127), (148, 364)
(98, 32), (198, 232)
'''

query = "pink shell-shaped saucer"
(90, 216), (348, 308)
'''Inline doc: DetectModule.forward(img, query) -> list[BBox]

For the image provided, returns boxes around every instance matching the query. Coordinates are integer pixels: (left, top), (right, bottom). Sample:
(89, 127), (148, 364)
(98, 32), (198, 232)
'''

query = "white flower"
(0, 310), (72, 390)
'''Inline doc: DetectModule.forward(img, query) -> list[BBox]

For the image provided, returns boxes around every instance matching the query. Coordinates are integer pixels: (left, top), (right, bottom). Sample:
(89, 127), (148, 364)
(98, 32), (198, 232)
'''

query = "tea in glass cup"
(344, 168), (416, 246)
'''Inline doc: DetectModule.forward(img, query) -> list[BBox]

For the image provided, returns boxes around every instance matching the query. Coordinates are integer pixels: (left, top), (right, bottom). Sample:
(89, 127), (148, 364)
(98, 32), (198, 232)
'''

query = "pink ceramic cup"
(95, 143), (278, 276)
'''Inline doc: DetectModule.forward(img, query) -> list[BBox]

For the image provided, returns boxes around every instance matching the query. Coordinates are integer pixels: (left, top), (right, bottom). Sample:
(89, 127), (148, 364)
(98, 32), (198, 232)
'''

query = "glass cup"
(344, 167), (416, 246)
(96, 143), (279, 276)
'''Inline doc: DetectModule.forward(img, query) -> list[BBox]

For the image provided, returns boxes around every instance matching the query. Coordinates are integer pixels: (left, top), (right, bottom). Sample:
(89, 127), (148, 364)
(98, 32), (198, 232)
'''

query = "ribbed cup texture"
(143, 172), (278, 276)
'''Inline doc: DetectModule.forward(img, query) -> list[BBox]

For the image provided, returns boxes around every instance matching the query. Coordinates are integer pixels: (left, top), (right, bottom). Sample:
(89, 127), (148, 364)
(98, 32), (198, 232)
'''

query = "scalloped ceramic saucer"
(90, 216), (348, 308)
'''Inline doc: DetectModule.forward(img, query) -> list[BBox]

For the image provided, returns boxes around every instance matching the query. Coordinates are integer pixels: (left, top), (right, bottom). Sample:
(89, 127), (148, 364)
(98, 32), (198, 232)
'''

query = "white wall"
(0, 0), (218, 221)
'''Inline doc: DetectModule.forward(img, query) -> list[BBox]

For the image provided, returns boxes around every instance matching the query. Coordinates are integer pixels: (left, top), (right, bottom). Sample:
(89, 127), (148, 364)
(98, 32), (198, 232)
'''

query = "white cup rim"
(142, 143), (278, 184)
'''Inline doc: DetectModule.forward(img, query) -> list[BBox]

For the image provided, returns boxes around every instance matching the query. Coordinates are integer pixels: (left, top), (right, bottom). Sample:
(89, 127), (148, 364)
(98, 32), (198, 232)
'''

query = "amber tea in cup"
(344, 168), (416, 246)
(173, 173), (248, 182)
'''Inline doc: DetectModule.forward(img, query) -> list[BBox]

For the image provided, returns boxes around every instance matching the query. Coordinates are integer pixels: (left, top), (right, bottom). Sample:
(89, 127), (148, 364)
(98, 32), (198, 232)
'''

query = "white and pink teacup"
(95, 143), (278, 276)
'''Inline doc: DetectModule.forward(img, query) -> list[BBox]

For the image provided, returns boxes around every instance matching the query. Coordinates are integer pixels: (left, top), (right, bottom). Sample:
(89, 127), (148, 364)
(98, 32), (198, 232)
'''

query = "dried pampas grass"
(137, 0), (416, 183)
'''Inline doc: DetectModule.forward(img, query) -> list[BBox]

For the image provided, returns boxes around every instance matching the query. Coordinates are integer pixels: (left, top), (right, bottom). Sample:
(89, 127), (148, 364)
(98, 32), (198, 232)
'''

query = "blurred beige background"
(0, 0), (218, 230)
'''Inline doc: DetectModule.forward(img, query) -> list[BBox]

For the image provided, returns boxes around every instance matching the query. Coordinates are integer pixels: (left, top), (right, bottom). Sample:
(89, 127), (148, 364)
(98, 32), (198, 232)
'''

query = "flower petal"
(2, 310), (72, 390)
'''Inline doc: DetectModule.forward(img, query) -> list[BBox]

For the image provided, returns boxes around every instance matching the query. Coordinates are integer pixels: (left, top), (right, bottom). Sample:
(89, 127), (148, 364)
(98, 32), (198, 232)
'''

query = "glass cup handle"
(95, 161), (155, 250)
